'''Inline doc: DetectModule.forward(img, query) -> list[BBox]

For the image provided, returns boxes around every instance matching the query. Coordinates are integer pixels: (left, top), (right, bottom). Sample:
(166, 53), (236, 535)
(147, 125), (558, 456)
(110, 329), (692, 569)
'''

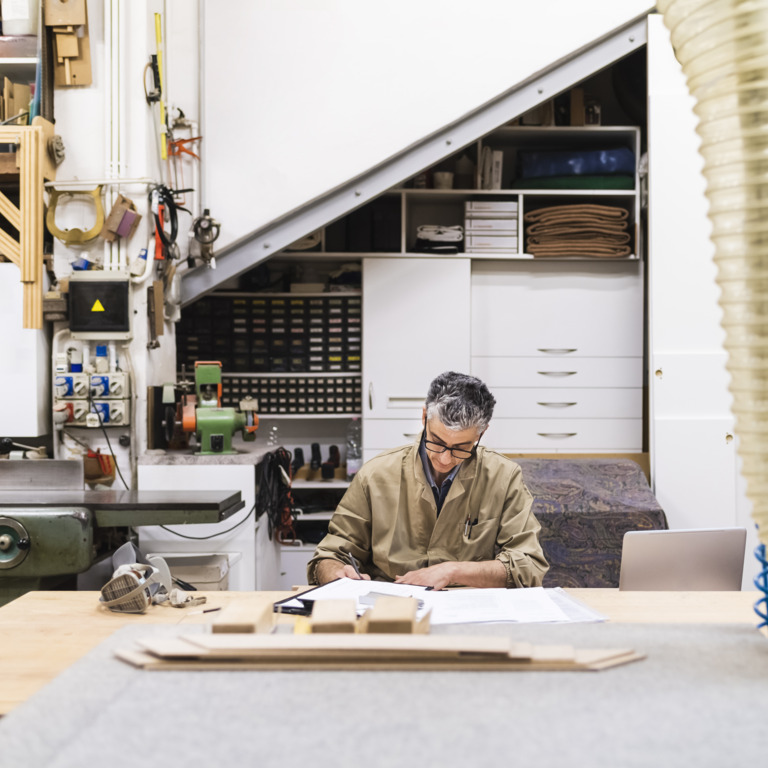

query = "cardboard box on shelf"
(167, 554), (230, 591)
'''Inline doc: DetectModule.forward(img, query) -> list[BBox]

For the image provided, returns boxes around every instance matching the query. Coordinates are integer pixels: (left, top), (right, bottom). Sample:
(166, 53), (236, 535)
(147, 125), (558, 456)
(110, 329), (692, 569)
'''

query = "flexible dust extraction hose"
(658, 0), (768, 549)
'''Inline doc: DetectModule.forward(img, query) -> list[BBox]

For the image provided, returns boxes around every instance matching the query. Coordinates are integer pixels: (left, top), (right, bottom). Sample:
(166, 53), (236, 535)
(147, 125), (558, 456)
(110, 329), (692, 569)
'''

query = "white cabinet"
(137, 462), (282, 591)
(471, 259), (643, 453)
(651, 418), (737, 530)
(363, 418), (425, 450)
(279, 543), (316, 589)
(0, 264), (50, 437)
(471, 260), (643, 357)
(492, 387), (642, 419)
(473, 356), (642, 389)
(362, 257), (471, 456)
(647, 15), (746, 537)
(485, 418), (642, 451)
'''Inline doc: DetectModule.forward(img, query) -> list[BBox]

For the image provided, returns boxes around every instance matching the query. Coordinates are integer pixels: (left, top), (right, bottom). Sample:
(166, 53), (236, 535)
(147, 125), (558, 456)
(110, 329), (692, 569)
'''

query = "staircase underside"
(182, 14), (649, 306)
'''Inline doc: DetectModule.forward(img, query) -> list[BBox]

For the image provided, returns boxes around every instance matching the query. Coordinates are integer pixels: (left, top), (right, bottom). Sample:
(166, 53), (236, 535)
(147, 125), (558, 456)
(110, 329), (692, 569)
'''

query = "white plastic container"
(1, 0), (39, 36)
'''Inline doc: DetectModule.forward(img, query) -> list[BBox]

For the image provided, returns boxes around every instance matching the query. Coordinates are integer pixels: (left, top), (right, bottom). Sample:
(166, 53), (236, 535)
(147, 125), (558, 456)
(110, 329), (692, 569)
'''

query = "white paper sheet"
(421, 586), (571, 625)
(548, 588), (608, 623)
(275, 578), (430, 615)
(275, 580), (602, 625)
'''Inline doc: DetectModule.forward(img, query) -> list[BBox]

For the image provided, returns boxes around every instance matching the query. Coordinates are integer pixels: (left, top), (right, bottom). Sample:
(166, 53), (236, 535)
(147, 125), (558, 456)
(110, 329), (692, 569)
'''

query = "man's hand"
(395, 560), (507, 589)
(316, 559), (371, 585)
(395, 561), (457, 590)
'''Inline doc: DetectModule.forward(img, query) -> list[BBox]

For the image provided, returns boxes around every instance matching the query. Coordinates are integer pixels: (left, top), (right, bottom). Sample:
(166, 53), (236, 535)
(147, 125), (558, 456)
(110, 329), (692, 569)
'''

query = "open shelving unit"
(276, 125), (641, 262)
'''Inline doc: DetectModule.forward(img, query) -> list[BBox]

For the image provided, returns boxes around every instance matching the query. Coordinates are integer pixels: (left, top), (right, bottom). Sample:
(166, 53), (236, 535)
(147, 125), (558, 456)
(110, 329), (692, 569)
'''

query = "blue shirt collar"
(419, 433), (462, 512)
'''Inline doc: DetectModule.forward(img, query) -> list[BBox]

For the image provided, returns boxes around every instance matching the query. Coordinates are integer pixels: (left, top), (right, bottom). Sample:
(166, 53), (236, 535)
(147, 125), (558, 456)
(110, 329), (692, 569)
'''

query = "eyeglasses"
(424, 429), (481, 460)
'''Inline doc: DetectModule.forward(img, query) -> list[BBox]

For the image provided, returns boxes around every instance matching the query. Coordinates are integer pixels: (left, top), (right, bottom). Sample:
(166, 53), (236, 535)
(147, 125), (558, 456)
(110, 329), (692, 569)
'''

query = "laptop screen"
(619, 528), (747, 591)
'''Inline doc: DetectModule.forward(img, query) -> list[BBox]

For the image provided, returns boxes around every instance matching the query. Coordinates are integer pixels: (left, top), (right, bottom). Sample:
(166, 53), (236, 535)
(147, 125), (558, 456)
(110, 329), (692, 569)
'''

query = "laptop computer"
(619, 527), (747, 591)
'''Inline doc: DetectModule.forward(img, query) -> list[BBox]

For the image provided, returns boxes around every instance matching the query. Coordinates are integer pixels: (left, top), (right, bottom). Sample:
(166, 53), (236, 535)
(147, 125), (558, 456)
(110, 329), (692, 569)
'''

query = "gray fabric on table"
(0, 621), (767, 768)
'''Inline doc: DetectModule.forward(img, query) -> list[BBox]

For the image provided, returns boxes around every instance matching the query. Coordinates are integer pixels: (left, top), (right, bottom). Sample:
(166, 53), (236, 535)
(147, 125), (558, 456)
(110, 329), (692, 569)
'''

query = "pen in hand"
(343, 549), (363, 579)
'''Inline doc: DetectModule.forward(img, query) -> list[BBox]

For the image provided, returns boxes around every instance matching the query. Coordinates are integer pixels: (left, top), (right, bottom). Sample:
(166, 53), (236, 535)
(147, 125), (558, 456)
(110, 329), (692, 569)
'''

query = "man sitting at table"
(307, 371), (548, 589)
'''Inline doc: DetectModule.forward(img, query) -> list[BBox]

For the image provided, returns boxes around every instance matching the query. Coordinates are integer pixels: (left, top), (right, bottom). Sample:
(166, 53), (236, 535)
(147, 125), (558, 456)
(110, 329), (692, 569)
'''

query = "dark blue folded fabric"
(520, 147), (635, 178)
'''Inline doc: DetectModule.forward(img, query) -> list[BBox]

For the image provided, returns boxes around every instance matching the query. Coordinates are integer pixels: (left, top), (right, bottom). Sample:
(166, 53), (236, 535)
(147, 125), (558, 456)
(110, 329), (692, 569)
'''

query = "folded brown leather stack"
(524, 203), (632, 258)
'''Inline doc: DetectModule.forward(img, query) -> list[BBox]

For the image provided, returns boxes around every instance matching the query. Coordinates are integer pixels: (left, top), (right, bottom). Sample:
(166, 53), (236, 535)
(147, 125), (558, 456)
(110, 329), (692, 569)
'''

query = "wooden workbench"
(1, 589), (766, 768)
(0, 588), (759, 716)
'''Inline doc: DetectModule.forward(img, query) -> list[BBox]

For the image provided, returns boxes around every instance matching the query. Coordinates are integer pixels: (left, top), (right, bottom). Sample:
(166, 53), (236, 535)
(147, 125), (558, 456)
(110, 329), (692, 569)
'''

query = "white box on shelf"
(466, 235), (519, 250)
(464, 218), (518, 233)
(465, 200), (519, 214)
(465, 248), (525, 255)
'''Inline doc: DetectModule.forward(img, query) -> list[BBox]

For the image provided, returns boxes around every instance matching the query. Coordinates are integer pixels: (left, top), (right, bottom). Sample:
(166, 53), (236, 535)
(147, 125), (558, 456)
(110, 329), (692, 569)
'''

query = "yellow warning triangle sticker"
(91, 299), (105, 313)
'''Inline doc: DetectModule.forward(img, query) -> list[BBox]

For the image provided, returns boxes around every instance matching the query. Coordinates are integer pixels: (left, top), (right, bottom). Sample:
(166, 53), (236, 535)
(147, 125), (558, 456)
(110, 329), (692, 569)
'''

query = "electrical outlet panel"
(53, 373), (130, 427)
(87, 399), (130, 427)
(56, 400), (90, 426)
(54, 373), (89, 399)
(89, 373), (127, 399)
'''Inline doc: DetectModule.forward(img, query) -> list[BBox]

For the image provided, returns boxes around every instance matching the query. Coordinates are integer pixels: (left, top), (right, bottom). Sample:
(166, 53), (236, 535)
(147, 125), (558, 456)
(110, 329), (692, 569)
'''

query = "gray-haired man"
(308, 371), (549, 589)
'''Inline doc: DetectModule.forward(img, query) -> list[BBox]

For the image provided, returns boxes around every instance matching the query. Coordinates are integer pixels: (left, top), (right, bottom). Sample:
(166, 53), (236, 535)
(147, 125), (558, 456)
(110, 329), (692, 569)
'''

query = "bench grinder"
(163, 361), (259, 454)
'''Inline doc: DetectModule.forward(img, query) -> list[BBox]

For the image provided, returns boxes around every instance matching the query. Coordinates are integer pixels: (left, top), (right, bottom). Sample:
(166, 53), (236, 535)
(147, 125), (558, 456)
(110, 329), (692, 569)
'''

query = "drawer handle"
(368, 382), (374, 410)
(537, 371), (577, 377)
(537, 402), (577, 408)
(403, 432), (419, 439)
(537, 348), (577, 354)
(537, 432), (577, 438)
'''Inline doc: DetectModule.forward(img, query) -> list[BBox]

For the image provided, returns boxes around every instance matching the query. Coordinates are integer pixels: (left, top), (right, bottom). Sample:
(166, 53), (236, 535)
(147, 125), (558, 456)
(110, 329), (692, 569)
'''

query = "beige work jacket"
(307, 441), (549, 588)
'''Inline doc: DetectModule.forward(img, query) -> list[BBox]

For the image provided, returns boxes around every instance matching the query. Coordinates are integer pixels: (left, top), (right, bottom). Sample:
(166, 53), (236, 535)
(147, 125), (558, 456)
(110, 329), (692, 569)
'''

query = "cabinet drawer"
(364, 418), (423, 450)
(472, 356), (642, 388)
(471, 260), (643, 357)
(493, 388), (642, 419)
(485, 418), (642, 451)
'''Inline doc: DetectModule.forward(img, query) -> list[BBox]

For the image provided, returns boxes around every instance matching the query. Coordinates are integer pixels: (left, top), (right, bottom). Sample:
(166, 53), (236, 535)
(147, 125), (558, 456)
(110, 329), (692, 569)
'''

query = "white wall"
(203, 0), (655, 250)
(3, 0), (652, 449)
(647, 13), (734, 529)
(0, 264), (50, 437)
(42, 0), (193, 469)
(647, 15), (757, 587)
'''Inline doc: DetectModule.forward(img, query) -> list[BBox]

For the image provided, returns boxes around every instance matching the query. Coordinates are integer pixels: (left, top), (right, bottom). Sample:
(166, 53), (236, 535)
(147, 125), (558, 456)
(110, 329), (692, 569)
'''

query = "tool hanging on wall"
(149, 184), (181, 265)
(100, 194), (142, 243)
(162, 259), (182, 323)
(46, 186), (105, 245)
(45, 0), (92, 86)
(151, 12), (168, 164)
(189, 208), (221, 269)
(146, 280), (164, 350)
(167, 129), (201, 206)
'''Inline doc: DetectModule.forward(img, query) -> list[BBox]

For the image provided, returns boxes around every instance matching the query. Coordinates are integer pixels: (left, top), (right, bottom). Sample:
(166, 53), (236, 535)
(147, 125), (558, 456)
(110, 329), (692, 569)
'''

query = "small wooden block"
(45, 0), (87, 26)
(211, 599), (274, 634)
(359, 596), (430, 634)
(55, 32), (80, 59)
(310, 600), (357, 633)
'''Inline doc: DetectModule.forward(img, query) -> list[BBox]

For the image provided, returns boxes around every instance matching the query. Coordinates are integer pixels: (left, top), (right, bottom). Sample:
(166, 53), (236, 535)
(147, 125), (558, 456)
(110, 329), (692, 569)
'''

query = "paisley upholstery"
(516, 459), (667, 588)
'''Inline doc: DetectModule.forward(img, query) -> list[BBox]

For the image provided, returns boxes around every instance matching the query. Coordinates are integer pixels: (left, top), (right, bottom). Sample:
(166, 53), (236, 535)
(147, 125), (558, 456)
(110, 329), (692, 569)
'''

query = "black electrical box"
(69, 275), (132, 339)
